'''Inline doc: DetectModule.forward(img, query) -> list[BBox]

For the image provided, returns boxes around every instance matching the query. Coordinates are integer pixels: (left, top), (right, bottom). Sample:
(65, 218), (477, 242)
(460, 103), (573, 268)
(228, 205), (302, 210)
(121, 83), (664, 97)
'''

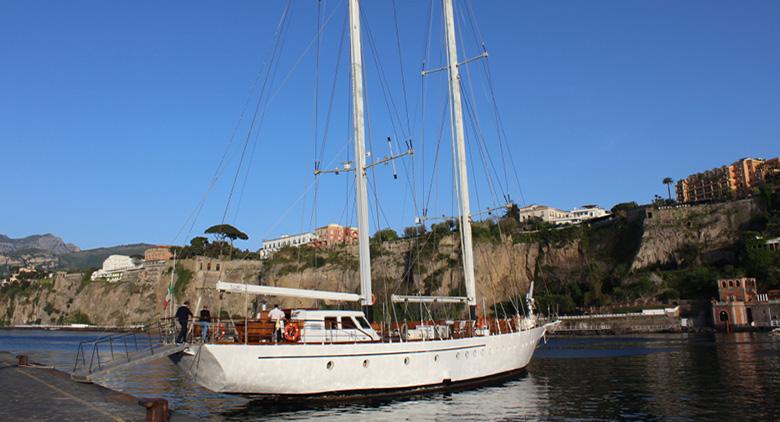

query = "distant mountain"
(57, 243), (155, 270)
(0, 233), (80, 255)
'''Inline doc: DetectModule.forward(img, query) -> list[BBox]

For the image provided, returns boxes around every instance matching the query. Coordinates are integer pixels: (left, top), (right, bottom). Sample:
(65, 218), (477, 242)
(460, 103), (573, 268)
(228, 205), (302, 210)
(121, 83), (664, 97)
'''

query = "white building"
(91, 254), (143, 282)
(517, 205), (570, 224)
(518, 204), (610, 225)
(554, 205), (611, 225)
(766, 238), (780, 251)
(259, 232), (317, 258)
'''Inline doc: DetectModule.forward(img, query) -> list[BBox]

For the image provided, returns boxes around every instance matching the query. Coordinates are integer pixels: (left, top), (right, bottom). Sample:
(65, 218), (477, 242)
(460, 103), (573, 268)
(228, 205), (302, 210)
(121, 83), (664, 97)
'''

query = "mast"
(443, 0), (477, 319)
(348, 0), (374, 321)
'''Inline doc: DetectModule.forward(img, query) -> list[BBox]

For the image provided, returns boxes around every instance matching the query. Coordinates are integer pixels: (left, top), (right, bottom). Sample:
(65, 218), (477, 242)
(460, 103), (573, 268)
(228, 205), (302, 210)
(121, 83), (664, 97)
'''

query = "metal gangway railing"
(71, 321), (187, 382)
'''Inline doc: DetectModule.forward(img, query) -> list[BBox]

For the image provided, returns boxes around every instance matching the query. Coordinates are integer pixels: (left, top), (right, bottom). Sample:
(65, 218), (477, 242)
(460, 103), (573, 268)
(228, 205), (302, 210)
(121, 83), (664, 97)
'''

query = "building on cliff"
(91, 255), (143, 282)
(258, 224), (357, 258)
(144, 246), (174, 262)
(313, 224), (358, 248)
(259, 232), (317, 258)
(518, 204), (610, 225)
(675, 157), (779, 203)
(711, 278), (780, 330)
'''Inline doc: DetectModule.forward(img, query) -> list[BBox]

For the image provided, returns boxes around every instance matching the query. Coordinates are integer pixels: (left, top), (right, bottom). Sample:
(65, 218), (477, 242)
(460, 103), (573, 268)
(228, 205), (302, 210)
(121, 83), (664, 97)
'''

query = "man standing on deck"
(269, 304), (285, 342)
(175, 301), (193, 344)
(199, 305), (211, 342)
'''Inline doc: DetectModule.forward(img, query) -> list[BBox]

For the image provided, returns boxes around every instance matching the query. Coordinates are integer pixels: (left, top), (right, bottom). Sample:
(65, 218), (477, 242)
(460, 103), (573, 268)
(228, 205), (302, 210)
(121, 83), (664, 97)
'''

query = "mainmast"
(348, 0), (374, 321)
(443, 0), (477, 319)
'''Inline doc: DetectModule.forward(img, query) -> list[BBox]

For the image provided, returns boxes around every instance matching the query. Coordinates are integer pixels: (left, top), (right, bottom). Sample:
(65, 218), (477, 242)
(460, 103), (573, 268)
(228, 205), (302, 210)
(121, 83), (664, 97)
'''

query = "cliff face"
(631, 199), (759, 271)
(0, 199), (764, 326)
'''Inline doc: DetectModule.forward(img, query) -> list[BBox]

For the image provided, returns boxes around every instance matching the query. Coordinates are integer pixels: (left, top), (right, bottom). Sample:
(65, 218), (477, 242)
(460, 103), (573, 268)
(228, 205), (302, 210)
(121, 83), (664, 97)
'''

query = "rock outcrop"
(0, 198), (766, 326)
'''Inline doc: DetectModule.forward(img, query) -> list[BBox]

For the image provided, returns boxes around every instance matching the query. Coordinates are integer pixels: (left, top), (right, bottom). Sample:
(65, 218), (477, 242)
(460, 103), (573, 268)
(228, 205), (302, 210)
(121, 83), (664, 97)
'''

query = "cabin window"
(729, 281), (733, 287)
(216, 263), (220, 271)
(736, 280), (740, 287)
(305, 321), (323, 331)
(357, 317), (371, 329)
(341, 317), (358, 330)
(207, 263), (211, 271)
(324, 317), (338, 330)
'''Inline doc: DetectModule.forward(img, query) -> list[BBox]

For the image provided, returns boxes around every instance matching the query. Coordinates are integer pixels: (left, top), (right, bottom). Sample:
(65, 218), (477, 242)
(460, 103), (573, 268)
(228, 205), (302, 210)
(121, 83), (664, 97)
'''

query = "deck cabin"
(217, 309), (379, 344)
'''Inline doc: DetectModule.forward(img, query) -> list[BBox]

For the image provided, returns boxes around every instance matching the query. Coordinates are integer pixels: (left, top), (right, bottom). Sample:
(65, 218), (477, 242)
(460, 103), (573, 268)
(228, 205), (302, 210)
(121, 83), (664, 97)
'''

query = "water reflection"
(2, 329), (779, 420)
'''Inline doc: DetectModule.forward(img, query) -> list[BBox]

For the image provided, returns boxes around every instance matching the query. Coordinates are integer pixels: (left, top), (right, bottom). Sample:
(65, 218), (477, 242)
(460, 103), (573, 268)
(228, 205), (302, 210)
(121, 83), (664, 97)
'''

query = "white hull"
(175, 324), (551, 395)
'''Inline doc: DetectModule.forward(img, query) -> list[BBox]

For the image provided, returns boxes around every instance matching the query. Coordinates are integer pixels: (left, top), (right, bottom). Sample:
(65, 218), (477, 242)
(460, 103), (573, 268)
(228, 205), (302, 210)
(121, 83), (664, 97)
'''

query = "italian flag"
(163, 279), (174, 311)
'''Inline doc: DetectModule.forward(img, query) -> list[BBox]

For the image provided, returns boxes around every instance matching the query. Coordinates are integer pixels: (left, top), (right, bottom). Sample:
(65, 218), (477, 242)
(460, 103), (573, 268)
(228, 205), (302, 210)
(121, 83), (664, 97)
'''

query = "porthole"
(434, 354), (439, 362)
(404, 357), (410, 365)
(363, 359), (369, 368)
(465, 351), (469, 359)
(456, 352), (460, 359)
(326, 361), (334, 370)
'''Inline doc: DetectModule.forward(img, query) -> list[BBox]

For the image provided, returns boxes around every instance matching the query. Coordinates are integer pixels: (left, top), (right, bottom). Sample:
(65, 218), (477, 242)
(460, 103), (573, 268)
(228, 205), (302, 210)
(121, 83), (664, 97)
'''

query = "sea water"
(1, 329), (778, 420)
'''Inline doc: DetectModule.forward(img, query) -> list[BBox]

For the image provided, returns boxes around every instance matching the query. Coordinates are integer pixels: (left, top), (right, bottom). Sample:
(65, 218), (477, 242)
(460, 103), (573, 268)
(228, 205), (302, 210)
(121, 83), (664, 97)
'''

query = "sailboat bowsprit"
(173, 0), (557, 396)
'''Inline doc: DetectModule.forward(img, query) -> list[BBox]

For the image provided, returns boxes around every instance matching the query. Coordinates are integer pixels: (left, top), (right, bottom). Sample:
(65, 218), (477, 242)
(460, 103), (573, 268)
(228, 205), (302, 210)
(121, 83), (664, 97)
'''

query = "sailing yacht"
(174, 0), (557, 395)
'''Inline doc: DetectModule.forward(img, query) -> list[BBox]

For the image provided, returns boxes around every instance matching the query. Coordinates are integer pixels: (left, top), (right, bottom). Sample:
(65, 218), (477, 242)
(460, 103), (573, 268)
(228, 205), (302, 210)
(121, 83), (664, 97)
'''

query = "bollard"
(138, 398), (169, 422)
(17, 354), (29, 366)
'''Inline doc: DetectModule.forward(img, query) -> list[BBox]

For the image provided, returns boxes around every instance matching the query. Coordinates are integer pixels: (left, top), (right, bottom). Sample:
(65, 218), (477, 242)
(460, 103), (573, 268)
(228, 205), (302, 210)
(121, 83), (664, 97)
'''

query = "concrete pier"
(0, 352), (193, 421)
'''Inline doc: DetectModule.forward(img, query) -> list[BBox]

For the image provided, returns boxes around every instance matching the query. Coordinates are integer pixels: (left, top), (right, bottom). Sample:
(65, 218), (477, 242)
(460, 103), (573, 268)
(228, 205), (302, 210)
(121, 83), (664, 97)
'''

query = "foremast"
(348, 0), (374, 321)
(443, 0), (477, 319)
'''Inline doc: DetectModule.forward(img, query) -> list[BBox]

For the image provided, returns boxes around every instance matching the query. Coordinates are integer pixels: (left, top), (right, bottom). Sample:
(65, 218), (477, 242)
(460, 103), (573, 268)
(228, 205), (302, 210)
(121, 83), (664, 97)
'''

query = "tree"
(372, 228), (399, 243)
(663, 177), (674, 201)
(205, 224), (249, 243)
(611, 201), (638, 216)
(204, 224), (248, 259)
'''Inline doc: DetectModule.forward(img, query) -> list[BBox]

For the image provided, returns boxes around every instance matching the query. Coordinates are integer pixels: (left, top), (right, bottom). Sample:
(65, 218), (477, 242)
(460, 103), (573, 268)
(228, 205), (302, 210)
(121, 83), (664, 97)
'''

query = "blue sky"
(1, 1), (778, 250)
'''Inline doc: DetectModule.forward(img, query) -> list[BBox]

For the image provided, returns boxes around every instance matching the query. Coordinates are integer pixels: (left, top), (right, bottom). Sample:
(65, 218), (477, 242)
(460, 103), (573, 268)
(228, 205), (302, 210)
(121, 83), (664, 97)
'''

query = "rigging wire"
(391, 0), (412, 135)
(173, 0), (293, 245)
(463, 0), (526, 205)
(222, 0), (295, 224)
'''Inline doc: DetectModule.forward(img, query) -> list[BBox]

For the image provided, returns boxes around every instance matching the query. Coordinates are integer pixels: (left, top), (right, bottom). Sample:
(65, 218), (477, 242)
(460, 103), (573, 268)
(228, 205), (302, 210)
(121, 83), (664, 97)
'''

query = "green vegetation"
(663, 177), (674, 201)
(77, 269), (96, 292)
(64, 311), (91, 325)
(172, 236), (261, 260)
(173, 264), (193, 300)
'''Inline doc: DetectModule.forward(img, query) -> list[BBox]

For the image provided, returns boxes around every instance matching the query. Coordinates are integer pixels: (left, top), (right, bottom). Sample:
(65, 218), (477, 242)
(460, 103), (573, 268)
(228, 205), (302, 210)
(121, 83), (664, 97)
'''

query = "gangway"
(71, 321), (187, 383)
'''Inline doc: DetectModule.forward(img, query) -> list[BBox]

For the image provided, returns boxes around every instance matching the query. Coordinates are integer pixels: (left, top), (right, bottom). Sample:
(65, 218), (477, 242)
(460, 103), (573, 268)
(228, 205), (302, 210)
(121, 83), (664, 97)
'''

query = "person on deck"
(199, 305), (211, 342)
(175, 301), (193, 344)
(269, 304), (285, 342)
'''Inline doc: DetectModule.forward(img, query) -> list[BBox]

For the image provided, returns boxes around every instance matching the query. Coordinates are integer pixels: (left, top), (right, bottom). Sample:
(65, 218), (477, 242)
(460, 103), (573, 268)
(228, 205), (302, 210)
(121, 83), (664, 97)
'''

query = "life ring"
(284, 323), (300, 342)
(476, 316), (487, 329)
(215, 324), (226, 341)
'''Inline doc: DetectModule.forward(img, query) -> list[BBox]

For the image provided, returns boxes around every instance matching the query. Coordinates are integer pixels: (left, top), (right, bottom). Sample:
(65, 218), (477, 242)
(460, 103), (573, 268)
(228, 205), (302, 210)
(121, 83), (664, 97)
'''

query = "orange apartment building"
(676, 157), (778, 203)
(313, 224), (358, 248)
(144, 246), (174, 262)
(712, 278), (780, 330)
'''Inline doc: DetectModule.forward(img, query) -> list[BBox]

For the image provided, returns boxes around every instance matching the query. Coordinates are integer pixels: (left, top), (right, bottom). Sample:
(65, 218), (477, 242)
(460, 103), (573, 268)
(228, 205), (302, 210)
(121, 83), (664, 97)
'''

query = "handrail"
(72, 324), (164, 376)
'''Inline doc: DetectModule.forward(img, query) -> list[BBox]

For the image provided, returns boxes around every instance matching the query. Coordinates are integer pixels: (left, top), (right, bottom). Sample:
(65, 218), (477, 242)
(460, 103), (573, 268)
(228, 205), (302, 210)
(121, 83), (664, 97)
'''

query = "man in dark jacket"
(175, 301), (193, 344)
(199, 305), (211, 342)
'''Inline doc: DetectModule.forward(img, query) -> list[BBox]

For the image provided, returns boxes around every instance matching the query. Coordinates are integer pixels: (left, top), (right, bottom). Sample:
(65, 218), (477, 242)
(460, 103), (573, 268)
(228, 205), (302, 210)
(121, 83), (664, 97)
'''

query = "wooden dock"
(0, 352), (194, 421)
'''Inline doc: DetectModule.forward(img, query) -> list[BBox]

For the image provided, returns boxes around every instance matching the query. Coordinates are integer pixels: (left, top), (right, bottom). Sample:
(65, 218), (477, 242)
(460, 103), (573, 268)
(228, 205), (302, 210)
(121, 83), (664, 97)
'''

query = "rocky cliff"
(630, 199), (759, 271)
(0, 198), (768, 326)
